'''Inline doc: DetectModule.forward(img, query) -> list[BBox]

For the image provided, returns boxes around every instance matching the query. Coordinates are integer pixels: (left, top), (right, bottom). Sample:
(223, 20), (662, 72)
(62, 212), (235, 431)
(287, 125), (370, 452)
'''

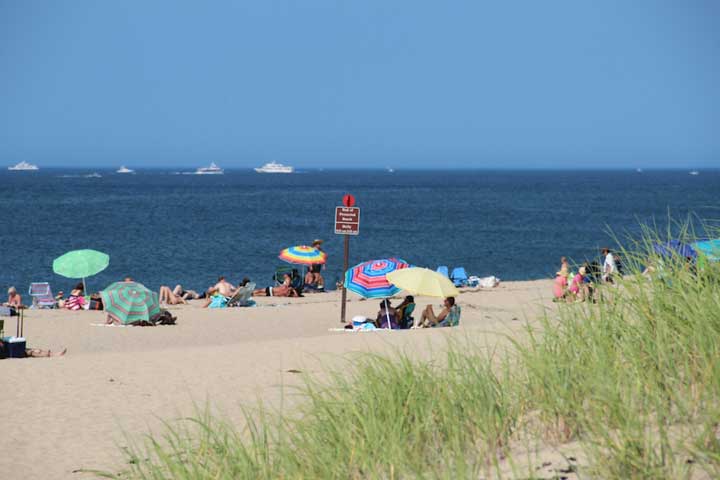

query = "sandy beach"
(1, 280), (553, 479)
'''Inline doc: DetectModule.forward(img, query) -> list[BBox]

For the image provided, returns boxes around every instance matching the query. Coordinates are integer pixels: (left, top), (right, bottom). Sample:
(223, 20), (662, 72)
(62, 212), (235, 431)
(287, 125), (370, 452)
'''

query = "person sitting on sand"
(213, 276), (236, 297)
(159, 285), (187, 305)
(412, 297), (460, 328)
(253, 274), (299, 297)
(552, 271), (568, 300)
(568, 267), (589, 302)
(4, 286), (23, 308)
(60, 283), (86, 310)
(202, 287), (229, 308)
(375, 300), (398, 329)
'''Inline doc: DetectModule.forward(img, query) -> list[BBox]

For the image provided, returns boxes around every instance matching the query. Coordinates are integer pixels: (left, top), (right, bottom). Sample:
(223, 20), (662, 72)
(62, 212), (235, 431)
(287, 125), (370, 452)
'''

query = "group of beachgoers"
(2, 281), (102, 312)
(348, 295), (461, 330)
(552, 248), (621, 302)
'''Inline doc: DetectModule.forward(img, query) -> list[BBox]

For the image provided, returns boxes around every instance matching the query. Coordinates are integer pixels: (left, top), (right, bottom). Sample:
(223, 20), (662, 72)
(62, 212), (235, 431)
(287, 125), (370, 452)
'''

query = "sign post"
(335, 194), (359, 323)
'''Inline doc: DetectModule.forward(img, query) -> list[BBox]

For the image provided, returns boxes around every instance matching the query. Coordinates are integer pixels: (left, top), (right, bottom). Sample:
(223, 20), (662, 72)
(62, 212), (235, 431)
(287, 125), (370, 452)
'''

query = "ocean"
(1, 168), (718, 294)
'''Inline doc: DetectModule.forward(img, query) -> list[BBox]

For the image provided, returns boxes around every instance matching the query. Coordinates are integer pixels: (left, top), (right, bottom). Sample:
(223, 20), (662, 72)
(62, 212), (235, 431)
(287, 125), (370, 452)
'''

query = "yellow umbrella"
(386, 267), (460, 298)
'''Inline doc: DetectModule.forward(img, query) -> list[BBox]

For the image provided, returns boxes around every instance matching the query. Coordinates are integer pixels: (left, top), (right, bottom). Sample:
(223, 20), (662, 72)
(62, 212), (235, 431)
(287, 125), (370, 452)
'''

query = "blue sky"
(1, 1), (718, 169)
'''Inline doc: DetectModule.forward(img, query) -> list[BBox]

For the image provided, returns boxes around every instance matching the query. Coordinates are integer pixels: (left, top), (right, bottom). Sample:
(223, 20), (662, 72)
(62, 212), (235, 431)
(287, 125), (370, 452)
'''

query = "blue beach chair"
(436, 266), (449, 278)
(450, 267), (469, 287)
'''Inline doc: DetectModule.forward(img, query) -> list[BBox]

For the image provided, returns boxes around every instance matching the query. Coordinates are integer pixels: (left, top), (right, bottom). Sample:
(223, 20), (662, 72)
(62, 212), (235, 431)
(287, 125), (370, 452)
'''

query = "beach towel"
(209, 294), (228, 309)
(65, 295), (85, 311)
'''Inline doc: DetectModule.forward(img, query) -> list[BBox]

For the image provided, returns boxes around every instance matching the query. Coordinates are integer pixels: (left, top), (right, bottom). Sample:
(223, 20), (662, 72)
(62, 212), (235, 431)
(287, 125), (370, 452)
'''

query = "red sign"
(335, 206), (360, 235)
(343, 194), (356, 207)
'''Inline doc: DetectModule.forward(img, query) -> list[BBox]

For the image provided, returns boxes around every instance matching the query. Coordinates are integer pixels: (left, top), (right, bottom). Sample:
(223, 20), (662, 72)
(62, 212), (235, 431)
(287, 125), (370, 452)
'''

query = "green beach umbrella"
(53, 249), (110, 293)
(100, 281), (160, 325)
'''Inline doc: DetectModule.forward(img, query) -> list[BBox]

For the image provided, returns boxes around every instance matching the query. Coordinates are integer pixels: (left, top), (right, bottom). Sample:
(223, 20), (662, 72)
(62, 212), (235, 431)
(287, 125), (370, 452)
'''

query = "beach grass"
(112, 228), (720, 479)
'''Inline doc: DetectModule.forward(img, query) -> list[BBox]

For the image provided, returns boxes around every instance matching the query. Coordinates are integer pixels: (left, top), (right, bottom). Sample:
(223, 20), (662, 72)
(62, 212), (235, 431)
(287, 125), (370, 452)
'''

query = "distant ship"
(689, 170), (700, 176)
(254, 161), (294, 173)
(8, 161), (39, 171)
(387, 167), (395, 173)
(195, 162), (224, 175)
(636, 168), (643, 173)
(116, 166), (135, 174)
(85, 172), (102, 178)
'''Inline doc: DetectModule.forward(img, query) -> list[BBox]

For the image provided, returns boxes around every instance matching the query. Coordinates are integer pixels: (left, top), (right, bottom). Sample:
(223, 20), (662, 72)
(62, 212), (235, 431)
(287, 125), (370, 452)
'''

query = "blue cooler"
(2, 337), (26, 358)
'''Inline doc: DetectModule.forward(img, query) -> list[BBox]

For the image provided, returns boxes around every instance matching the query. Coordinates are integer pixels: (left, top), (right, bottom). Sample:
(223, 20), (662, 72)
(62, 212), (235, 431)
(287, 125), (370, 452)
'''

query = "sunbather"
(171, 284), (201, 300)
(4, 287), (23, 308)
(159, 285), (187, 305)
(202, 287), (229, 308)
(60, 283), (85, 310)
(413, 297), (460, 328)
(375, 300), (398, 329)
(213, 276), (236, 297)
(253, 274), (299, 297)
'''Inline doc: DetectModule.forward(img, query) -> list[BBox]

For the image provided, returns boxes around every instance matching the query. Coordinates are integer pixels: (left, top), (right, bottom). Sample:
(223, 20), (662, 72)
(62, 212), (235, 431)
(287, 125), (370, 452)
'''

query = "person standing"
(602, 247), (616, 283)
(310, 239), (326, 288)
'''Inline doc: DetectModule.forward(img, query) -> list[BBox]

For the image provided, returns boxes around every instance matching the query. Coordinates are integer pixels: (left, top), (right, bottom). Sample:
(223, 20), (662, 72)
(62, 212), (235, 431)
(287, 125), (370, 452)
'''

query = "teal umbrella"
(53, 249), (110, 293)
(100, 281), (160, 325)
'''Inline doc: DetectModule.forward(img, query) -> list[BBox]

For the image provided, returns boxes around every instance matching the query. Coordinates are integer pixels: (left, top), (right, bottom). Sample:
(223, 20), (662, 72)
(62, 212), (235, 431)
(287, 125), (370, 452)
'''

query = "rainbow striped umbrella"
(344, 258), (409, 299)
(279, 245), (327, 265)
(100, 281), (161, 325)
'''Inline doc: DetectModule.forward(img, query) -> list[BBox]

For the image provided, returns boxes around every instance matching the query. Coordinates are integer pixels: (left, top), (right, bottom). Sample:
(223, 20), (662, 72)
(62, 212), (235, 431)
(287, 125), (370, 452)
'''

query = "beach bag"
(0, 306), (17, 317)
(150, 310), (177, 325)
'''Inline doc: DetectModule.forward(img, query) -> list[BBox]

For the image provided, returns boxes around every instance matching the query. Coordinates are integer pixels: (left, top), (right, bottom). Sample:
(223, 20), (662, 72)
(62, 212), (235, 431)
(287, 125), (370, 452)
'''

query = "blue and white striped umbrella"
(344, 258), (409, 299)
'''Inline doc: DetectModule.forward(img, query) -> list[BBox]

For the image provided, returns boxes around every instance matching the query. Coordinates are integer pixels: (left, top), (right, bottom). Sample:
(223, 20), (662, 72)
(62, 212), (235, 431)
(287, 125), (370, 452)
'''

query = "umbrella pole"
(385, 298), (391, 330)
(83, 278), (87, 296)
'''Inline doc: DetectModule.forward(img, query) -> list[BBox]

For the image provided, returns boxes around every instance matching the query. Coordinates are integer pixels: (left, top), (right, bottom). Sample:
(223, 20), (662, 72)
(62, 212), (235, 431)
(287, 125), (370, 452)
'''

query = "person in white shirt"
(602, 248), (616, 283)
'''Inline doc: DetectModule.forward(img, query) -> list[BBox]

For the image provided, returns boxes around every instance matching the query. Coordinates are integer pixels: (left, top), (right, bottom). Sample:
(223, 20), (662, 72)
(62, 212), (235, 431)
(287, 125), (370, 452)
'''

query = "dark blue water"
(1, 169), (718, 294)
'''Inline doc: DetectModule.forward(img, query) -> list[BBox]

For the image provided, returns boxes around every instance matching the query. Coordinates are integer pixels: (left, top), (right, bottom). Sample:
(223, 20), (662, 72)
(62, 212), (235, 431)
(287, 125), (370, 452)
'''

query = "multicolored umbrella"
(53, 249), (109, 293)
(100, 281), (161, 325)
(344, 258), (409, 299)
(279, 245), (327, 265)
(386, 267), (460, 298)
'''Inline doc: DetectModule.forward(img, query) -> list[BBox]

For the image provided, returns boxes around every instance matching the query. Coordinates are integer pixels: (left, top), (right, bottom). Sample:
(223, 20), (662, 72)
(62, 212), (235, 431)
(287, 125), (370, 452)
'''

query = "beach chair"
(436, 266), (449, 278)
(399, 303), (415, 329)
(274, 266), (303, 294)
(227, 283), (256, 307)
(450, 267), (469, 287)
(28, 282), (56, 309)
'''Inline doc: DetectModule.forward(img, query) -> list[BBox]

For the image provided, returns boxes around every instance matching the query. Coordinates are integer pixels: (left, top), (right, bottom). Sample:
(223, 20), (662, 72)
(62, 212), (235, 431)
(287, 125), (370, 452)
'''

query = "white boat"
(8, 161), (39, 171)
(689, 170), (700, 176)
(195, 162), (224, 175)
(636, 168), (643, 173)
(387, 167), (395, 173)
(254, 161), (294, 173)
(85, 172), (102, 178)
(116, 166), (135, 174)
